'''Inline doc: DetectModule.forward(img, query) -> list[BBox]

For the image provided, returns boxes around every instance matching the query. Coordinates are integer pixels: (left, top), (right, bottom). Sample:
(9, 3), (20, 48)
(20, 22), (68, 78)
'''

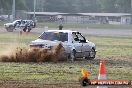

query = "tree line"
(0, 0), (131, 13)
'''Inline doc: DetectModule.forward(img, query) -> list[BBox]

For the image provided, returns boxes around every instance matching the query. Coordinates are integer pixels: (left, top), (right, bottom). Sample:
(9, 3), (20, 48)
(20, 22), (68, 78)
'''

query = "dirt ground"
(0, 80), (131, 88)
(0, 81), (82, 88)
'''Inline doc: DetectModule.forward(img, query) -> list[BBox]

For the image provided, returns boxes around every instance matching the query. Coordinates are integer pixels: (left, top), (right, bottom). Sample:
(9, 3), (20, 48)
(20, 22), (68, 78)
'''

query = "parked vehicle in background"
(30, 30), (96, 61)
(4, 20), (36, 32)
(0, 15), (8, 21)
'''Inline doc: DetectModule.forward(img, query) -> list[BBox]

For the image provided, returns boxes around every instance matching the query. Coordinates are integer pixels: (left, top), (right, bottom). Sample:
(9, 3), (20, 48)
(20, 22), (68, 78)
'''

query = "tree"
(115, 0), (131, 13)
(0, 0), (12, 10)
(0, 0), (130, 13)
(79, 0), (101, 12)
(99, 0), (117, 12)
(42, 0), (101, 13)
(98, 0), (130, 13)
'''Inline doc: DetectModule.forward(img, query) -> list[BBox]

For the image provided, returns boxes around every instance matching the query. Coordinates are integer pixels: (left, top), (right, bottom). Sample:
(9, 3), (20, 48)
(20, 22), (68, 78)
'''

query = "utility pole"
(131, 0), (132, 24)
(12, 0), (15, 21)
(34, 0), (36, 21)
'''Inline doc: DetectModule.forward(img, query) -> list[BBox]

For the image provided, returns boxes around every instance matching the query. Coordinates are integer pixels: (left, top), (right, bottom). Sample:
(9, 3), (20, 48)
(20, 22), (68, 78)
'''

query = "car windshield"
(39, 32), (68, 42)
(13, 20), (20, 24)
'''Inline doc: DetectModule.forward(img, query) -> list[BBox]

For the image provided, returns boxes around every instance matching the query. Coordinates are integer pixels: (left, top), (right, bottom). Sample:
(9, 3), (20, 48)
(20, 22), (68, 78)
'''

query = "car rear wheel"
(70, 50), (76, 62)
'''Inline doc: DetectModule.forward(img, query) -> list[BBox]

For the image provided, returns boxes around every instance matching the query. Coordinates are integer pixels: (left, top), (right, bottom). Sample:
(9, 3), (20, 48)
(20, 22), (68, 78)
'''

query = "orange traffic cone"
(26, 31), (29, 36)
(19, 31), (22, 36)
(98, 59), (106, 80)
(97, 59), (107, 88)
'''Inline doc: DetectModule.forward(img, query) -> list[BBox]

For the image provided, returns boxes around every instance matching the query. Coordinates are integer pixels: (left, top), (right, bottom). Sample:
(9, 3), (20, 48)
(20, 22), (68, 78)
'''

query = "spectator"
(58, 24), (63, 30)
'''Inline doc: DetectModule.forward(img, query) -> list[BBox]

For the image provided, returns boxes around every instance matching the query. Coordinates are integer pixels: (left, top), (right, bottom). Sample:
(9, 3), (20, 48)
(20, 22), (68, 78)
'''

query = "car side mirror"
(74, 38), (79, 41)
(79, 39), (86, 43)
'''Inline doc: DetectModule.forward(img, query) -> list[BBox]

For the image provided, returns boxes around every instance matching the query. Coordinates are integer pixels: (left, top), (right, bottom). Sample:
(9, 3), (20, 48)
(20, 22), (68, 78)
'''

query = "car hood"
(4, 23), (13, 26)
(86, 40), (96, 48)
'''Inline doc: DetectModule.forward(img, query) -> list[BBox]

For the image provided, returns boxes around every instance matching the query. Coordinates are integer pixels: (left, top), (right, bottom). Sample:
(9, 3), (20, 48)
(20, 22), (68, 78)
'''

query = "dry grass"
(0, 43), (66, 62)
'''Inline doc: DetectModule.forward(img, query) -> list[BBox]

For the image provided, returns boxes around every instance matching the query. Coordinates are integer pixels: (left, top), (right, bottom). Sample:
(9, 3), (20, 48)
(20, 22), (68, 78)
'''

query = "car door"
(76, 33), (91, 57)
(72, 32), (83, 58)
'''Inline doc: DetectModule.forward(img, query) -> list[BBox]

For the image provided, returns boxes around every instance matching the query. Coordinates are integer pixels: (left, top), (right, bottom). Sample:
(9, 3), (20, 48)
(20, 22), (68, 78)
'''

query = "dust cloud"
(0, 43), (66, 62)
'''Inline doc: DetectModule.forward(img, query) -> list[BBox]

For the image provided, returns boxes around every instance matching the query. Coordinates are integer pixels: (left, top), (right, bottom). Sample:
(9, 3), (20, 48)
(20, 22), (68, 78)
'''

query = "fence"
(0, 10), (27, 21)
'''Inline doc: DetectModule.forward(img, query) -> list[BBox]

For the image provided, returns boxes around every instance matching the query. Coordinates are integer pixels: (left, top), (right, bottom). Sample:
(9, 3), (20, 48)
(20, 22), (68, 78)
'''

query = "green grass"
(37, 22), (132, 29)
(0, 21), (9, 26)
(0, 60), (131, 82)
(0, 32), (39, 51)
(86, 35), (132, 58)
(1, 21), (132, 29)
(0, 32), (132, 86)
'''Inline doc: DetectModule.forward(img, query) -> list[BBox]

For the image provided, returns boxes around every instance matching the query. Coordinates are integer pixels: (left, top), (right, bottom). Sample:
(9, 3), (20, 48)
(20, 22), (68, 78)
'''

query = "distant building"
(25, 12), (131, 24)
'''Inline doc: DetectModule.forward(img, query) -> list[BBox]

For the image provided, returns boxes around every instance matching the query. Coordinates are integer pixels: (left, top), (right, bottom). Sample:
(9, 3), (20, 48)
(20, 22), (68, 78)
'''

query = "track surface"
(32, 28), (132, 36)
(0, 27), (132, 36)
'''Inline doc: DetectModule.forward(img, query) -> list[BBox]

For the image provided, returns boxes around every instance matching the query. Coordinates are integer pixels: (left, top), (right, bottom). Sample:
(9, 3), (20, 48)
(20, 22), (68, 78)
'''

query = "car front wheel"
(85, 48), (96, 60)
(6, 27), (13, 32)
(89, 48), (96, 59)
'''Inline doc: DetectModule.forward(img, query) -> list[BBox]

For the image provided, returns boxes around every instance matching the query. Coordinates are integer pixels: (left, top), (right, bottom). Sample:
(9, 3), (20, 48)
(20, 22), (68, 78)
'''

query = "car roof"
(13, 20), (33, 22)
(13, 20), (20, 22)
(47, 30), (77, 33)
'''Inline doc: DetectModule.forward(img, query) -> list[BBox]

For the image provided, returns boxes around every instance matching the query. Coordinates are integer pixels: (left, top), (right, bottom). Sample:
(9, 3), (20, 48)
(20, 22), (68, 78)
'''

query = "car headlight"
(4, 24), (6, 27)
(4, 25), (9, 27)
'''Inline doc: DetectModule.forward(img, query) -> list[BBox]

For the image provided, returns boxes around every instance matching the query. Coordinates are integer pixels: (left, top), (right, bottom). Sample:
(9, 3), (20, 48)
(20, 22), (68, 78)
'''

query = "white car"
(4, 20), (36, 32)
(30, 30), (96, 61)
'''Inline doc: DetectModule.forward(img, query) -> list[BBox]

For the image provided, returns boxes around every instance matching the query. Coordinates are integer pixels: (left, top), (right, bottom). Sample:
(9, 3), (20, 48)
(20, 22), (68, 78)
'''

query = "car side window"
(17, 21), (21, 25)
(72, 32), (79, 41)
(59, 33), (68, 42)
(39, 32), (68, 42)
(76, 32), (86, 43)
